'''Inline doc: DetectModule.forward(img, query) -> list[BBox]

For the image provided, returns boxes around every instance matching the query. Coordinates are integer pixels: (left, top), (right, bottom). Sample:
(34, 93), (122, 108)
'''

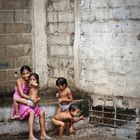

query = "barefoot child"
(52, 104), (85, 136)
(19, 73), (52, 140)
(27, 73), (41, 108)
(12, 65), (39, 119)
(56, 77), (73, 113)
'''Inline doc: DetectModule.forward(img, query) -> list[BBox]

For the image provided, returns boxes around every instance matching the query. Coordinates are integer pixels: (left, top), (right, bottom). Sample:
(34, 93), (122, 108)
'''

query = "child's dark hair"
(20, 65), (32, 74)
(69, 104), (79, 112)
(29, 73), (39, 85)
(56, 77), (67, 87)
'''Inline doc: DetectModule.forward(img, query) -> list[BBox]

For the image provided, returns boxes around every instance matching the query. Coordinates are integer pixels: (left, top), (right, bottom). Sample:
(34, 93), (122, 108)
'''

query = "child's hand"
(32, 97), (40, 104)
(58, 98), (63, 103)
(29, 81), (38, 87)
(56, 93), (59, 98)
(79, 115), (86, 120)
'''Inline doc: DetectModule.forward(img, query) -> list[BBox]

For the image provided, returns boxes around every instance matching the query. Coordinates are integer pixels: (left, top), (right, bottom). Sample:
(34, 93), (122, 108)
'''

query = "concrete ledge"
(0, 105), (56, 135)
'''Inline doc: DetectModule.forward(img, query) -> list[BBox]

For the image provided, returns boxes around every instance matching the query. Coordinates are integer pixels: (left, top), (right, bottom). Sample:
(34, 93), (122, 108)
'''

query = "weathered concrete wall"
(0, 0), (140, 102)
(0, 0), (32, 93)
(46, 0), (75, 87)
(79, 0), (140, 99)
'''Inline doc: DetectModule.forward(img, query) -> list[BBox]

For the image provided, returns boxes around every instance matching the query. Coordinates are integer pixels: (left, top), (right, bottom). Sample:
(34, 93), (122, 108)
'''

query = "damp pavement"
(0, 125), (129, 140)
(0, 118), (132, 140)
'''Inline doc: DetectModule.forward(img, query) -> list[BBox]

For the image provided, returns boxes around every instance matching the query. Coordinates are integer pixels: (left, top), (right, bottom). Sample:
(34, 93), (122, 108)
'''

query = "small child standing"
(56, 77), (73, 113)
(52, 104), (85, 136)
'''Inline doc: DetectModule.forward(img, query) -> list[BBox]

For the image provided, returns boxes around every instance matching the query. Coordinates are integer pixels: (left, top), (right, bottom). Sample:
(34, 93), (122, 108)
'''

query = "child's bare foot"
(69, 126), (76, 135)
(29, 136), (38, 140)
(11, 114), (20, 119)
(40, 135), (52, 140)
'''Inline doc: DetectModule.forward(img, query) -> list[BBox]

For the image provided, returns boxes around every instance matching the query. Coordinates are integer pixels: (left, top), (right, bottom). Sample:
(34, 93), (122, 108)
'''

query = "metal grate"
(89, 97), (140, 139)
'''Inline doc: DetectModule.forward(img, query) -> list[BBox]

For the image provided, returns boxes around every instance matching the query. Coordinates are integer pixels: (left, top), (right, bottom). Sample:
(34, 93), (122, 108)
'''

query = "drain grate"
(89, 97), (140, 139)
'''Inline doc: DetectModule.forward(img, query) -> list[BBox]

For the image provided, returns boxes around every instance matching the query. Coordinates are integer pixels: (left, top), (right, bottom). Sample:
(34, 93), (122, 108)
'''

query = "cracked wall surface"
(0, 0), (140, 104)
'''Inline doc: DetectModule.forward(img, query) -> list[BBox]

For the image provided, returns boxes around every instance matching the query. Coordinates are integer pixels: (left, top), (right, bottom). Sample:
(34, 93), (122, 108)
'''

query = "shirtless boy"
(56, 77), (73, 113)
(52, 104), (85, 136)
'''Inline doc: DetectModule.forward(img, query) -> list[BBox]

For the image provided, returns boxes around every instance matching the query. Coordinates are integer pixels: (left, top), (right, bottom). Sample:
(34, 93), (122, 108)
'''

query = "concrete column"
(32, 0), (48, 87)
(73, 0), (80, 88)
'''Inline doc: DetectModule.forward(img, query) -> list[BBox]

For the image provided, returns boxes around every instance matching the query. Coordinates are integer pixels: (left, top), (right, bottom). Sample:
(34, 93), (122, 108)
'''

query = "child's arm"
(32, 96), (40, 104)
(16, 79), (30, 99)
(72, 115), (86, 123)
(59, 89), (73, 103)
(29, 81), (38, 87)
(56, 92), (59, 98)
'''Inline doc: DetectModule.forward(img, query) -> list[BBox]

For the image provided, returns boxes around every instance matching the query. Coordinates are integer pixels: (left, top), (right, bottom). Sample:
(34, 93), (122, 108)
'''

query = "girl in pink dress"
(19, 73), (52, 140)
(12, 65), (33, 119)
(12, 65), (52, 140)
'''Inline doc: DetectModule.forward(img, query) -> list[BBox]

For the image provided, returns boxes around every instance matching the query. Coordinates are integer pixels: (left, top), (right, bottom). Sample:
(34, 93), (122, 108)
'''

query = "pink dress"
(13, 82), (42, 120)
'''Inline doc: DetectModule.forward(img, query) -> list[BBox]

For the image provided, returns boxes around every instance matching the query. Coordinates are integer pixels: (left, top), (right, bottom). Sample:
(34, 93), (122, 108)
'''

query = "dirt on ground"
(0, 125), (131, 140)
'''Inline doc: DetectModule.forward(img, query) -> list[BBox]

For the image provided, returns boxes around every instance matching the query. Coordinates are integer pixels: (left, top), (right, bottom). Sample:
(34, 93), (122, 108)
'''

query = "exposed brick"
(15, 56), (32, 68)
(90, 0), (108, 8)
(130, 7), (140, 19)
(0, 11), (14, 23)
(48, 11), (74, 22)
(49, 34), (71, 45)
(15, 10), (31, 23)
(0, 34), (32, 45)
(50, 45), (68, 56)
(0, 23), (4, 33)
(5, 23), (31, 33)
(48, 22), (74, 34)
(6, 70), (17, 81)
(7, 81), (15, 92)
(48, 57), (59, 68)
(0, 0), (3, 9)
(109, 0), (125, 7)
(0, 81), (7, 92)
(110, 8), (130, 20)
(7, 44), (31, 58)
(47, 12), (58, 22)
(126, 0), (140, 7)
(0, 58), (15, 69)
(0, 47), (7, 59)
(58, 11), (74, 22)
(0, 71), (6, 81)
(6, 45), (19, 58)
(68, 45), (73, 57)
(3, 0), (31, 10)
(53, 0), (67, 11)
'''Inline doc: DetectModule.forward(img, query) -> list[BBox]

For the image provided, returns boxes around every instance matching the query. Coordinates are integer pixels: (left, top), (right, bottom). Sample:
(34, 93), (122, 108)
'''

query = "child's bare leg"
(69, 124), (76, 135)
(11, 99), (20, 119)
(28, 111), (37, 140)
(13, 99), (19, 115)
(59, 122), (65, 136)
(52, 118), (65, 136)
(15, 97), (28, 105)
(56, 107), (61, 114)
(65, 122), (71, 135)
(39, 110), (52, 140)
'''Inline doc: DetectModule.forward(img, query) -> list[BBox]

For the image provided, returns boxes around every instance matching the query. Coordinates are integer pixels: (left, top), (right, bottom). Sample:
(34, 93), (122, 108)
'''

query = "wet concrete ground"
(0, 125), (131, 140)
(0, 93), (136, 140)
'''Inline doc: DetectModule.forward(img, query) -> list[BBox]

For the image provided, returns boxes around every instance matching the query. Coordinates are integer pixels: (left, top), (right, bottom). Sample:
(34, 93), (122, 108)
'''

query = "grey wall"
(79, 0), (140, 99)
(0, 0), (140, 103)
(0, 0), (32, 93)
(46, 0), (75, 87)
